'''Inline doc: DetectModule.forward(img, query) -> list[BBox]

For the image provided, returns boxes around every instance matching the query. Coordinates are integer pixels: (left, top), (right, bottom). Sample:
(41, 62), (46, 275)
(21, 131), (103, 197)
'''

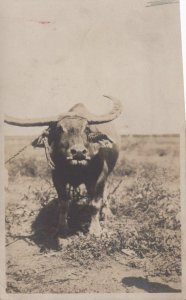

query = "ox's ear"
(32, 135), (45, 148)
(88, 132), (114, 149)
(32, 127), (52, 148)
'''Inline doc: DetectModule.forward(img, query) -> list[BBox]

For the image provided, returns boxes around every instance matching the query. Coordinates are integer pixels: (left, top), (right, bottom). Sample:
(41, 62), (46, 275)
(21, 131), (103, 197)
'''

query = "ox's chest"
(65, 165), (89, 187)
(53, 156), (104, 188)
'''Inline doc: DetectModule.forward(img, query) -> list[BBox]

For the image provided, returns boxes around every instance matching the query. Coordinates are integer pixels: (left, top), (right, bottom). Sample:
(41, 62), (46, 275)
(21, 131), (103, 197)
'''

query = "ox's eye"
(60, 140), (69, 149)
(56, 125), (65, 134)
(85, 126), (91, 135)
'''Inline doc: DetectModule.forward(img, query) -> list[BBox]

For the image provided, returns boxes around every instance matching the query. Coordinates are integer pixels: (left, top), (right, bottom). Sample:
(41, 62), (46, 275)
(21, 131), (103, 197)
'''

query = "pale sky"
(0, 0), (185, 135)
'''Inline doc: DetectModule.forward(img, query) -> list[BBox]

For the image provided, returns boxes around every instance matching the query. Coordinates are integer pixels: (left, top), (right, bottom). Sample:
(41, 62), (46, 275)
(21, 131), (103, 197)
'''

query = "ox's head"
(52, 115), (90, 166)
(4, 95), (122, 166)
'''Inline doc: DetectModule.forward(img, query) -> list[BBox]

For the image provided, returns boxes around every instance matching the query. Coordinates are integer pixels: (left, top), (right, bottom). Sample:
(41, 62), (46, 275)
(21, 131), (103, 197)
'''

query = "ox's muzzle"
(67, 144), (90, 166)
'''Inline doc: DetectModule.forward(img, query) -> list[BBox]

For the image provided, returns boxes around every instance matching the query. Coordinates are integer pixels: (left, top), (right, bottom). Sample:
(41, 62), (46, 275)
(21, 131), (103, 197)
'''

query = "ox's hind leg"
(86, 162), (108, 237)
(88, 194), (103, 236)
(101, 182), (113, 223)
(52, 172), (70, 236)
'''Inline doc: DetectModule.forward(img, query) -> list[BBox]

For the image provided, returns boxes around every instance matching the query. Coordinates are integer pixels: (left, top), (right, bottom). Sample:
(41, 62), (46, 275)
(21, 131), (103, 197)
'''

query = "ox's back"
(89, 123), (120, 174)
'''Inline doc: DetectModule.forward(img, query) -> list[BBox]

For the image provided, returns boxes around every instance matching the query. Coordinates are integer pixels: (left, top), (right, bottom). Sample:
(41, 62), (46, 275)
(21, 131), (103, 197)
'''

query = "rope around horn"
(42, 137), (55, 170)
(4, 130), (55, 171)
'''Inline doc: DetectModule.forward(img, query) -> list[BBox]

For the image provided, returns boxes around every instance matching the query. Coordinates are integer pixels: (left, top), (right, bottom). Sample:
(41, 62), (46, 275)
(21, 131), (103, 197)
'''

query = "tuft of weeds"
(107, 163), (181, 277)
(7, 156), (50, 181)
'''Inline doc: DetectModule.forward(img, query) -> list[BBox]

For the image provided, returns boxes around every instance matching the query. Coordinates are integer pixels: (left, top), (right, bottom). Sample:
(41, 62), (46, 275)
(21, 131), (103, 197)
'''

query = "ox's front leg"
(86, 162), (108, 237)
(58, 190), (70, 236)
(52, 172), (69, 236)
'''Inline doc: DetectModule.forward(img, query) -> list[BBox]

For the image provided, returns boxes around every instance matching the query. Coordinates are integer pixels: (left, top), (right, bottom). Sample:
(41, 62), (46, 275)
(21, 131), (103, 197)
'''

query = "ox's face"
(52, 116), (114, 166)
(55, 117), (91, 166)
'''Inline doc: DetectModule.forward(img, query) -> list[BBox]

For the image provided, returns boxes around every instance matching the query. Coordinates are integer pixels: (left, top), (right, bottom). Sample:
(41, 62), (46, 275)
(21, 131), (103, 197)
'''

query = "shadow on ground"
(31, 198), (92, 251)
(122, 277), (181, 293)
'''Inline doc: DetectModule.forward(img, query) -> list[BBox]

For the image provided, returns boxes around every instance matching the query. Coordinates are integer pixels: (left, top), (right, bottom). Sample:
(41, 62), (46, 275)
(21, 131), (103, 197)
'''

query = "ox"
(4, 95), (122, 236)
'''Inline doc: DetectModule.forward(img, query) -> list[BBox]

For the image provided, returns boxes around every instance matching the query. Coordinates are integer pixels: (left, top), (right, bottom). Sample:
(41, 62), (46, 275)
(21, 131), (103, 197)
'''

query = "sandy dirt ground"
(5, 135), (181, 293)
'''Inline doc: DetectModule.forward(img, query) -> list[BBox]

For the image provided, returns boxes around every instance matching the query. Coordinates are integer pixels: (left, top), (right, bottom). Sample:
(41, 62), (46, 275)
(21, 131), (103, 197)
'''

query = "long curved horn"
(87, 95), (122, 125)
(4, 115), (58, 127)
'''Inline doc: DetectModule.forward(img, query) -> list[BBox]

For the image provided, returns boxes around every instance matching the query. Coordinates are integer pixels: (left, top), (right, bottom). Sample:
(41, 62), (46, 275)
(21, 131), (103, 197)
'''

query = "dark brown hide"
(48, 105), (120, 236)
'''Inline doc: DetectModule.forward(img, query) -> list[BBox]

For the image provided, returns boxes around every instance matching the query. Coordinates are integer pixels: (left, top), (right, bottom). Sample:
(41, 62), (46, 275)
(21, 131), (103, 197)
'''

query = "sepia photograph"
(1, 0), (185, 298)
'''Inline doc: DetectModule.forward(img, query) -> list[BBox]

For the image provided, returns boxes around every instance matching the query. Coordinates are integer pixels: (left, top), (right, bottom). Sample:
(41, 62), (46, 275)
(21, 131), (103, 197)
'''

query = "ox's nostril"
(71, 149), (77, 155)
(82, 149), (87, 155)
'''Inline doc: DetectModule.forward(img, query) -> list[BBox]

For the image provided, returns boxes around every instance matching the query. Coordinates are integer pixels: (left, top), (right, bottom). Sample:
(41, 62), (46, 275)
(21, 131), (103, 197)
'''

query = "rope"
(5, 136), (40, 165)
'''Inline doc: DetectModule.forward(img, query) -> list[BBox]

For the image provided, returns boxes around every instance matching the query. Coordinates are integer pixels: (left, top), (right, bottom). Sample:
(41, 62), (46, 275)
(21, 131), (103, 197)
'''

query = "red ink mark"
(38, 21), (51, 25)
(28, 19), (51, 25)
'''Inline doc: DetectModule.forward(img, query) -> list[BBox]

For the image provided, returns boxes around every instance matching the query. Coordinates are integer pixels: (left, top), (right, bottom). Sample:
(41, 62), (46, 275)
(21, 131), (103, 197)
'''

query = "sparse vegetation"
(5, 135), (181, 293)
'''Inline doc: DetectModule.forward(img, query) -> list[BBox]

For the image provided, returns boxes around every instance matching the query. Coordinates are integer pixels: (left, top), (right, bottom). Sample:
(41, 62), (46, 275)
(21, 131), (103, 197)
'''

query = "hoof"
(101, 207), (113, 222)
(100, 228), (112, 238)
(89, 223), (102, 237)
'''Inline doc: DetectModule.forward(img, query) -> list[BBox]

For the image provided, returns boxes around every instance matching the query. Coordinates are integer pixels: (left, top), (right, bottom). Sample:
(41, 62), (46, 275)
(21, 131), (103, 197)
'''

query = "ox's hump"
(69, 103), (90, 116)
